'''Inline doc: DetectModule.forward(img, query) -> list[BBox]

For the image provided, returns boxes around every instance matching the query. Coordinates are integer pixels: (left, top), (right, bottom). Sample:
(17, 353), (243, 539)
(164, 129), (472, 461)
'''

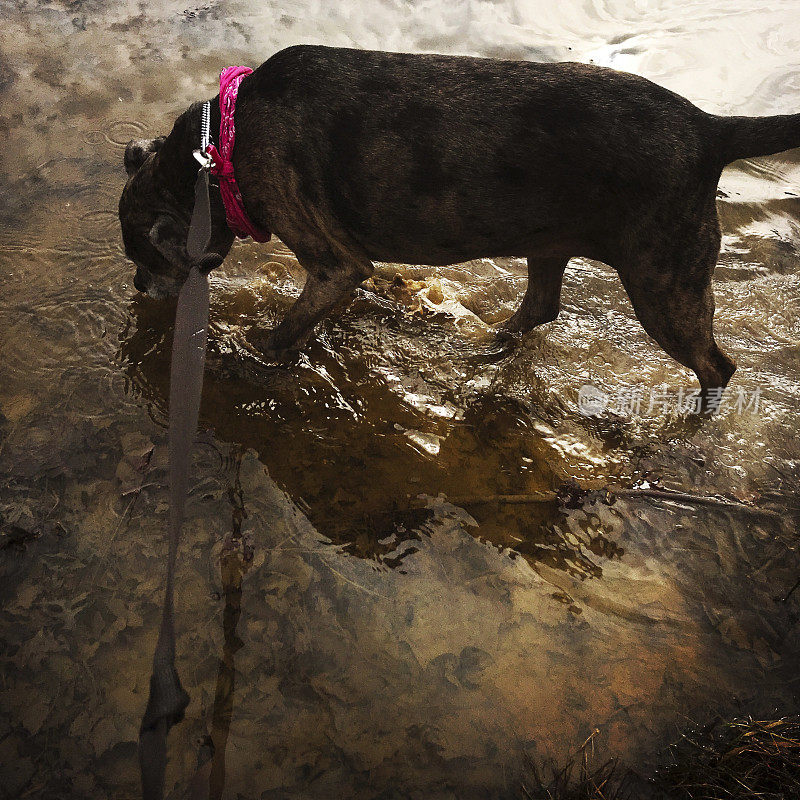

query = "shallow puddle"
(1, 1), (799, 798)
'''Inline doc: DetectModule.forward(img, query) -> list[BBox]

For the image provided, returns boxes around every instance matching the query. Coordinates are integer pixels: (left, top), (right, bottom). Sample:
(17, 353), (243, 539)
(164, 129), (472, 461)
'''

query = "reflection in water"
(2, 1), (800, 797)
(118, 284), (568, 565)
(119, 287), (633, 580)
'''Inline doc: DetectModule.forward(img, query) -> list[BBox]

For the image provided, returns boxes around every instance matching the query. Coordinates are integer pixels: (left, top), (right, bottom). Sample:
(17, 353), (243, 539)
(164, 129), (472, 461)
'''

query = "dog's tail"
(715, 112), (800, 164)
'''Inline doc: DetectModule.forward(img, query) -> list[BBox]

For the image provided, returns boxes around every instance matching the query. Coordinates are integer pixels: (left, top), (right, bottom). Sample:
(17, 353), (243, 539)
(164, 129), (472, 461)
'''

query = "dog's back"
(235, 45), (727, 265)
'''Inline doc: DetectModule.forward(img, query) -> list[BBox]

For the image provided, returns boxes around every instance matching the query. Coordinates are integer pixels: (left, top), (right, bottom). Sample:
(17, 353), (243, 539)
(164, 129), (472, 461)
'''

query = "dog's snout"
(133, 267), (149, 293)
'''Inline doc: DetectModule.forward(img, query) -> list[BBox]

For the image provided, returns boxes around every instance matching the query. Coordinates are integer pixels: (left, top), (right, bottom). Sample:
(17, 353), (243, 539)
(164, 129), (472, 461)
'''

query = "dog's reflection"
(118, 294), (623, 580)
(118, 294), (443, 565)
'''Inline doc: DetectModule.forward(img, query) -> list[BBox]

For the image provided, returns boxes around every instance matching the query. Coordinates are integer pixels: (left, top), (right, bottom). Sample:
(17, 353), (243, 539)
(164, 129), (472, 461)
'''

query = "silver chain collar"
(192, 100), (214, 170)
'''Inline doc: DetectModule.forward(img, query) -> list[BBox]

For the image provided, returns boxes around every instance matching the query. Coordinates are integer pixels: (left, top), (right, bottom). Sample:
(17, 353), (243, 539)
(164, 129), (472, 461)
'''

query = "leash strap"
(138, 163), (212, 800)
(187, 165), (211, 261)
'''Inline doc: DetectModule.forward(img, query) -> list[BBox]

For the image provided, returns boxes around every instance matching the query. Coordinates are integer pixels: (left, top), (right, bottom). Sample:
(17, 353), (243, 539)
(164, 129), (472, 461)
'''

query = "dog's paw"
(494, 319), (525, 345)
(243, 328), (282, 363)
(495, 324), (521, 342)
(243, 327), (299, 365)
(498, 313), (524, 335)
(499, 307), (559, 335)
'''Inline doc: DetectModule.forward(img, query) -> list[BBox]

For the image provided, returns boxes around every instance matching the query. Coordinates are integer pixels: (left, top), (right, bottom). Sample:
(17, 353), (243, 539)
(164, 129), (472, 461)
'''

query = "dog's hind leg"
(618, 251), (736, 413)
(253, 253), (374, 354)
(500, 257), (568, 334)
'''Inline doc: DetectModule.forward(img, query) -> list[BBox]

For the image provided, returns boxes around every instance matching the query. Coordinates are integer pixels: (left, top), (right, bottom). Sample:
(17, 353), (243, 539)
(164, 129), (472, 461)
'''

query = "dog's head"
(119, 107), (230, 297)
(119, 136), (188, 297)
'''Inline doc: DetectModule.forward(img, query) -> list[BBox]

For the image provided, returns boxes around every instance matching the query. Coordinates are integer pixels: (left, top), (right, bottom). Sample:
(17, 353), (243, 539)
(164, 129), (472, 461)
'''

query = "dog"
(119, 45), (800, 408)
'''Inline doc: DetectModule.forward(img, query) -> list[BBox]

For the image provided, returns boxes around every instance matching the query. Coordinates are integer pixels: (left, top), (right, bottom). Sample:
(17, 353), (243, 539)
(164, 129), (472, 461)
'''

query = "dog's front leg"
(250, 258), (373, 355)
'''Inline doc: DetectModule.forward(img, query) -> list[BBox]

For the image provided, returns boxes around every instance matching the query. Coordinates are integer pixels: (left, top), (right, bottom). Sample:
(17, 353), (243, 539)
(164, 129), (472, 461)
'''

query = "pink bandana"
(207, 66), (270, 242)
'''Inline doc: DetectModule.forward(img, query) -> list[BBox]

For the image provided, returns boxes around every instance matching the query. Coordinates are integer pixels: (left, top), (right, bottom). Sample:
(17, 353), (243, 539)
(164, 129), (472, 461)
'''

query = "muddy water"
(1, 1), (800, 798)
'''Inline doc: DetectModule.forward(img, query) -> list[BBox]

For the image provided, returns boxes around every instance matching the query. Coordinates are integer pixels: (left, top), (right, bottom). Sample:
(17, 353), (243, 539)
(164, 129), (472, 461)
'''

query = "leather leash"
(138, 135), (217, 800)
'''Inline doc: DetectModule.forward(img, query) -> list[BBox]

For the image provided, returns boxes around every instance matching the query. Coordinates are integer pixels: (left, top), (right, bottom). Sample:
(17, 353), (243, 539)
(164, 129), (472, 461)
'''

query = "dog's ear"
(148, 214), (187, 264)
(149, 218), (224, 273)
(124, 137), (167, 176)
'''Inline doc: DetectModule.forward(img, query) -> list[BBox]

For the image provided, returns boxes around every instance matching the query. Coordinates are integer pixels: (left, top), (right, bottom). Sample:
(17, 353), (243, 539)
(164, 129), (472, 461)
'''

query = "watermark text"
(577, 383), (761, 416)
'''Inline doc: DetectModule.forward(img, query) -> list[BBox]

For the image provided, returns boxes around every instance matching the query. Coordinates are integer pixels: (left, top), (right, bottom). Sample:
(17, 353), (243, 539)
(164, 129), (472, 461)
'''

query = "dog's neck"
(155, 100), (223, 203)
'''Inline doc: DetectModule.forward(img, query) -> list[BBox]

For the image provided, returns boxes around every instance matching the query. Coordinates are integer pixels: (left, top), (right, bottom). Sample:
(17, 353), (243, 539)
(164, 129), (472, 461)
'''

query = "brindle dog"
(119, 45), (800, 409)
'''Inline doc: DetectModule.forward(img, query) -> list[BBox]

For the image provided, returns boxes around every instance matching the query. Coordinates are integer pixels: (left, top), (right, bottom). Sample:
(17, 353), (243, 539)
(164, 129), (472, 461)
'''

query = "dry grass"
(657, 716), (800, 799)
(520, 716), (800, 800)
(521, 731), (628, 799)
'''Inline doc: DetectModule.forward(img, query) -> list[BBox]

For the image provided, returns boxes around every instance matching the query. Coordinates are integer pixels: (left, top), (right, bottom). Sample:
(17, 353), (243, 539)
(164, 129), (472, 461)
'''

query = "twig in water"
(614, 487), (782, 519)
(443, 486), (782, 519)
